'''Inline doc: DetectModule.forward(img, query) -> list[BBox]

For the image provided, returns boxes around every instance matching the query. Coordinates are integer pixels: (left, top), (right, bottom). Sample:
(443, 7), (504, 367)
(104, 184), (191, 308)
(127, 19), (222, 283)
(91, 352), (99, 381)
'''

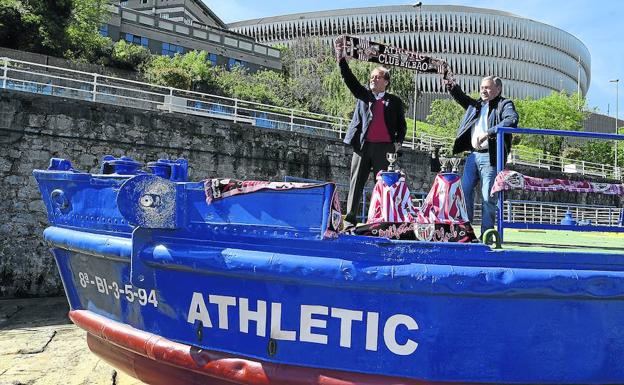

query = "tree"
(0, 0), (73, 56)
(425, 97), (464, 138)
(111, 40), (151, 71)
(515, 91), (589, 155)
(281, 39), (337, 113)
(0, 0), (112, 62)
(65, 0), (112, 63)
(282, 39), (414, 117)
(578, 140), (613, 164)
(215, 65), (290, 106)
(0, 0), (38, 51)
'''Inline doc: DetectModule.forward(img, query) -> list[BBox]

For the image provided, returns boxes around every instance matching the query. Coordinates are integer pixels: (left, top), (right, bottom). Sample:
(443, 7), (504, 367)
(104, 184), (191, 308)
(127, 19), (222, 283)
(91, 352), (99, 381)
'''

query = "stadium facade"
(229, 5), (591, 119)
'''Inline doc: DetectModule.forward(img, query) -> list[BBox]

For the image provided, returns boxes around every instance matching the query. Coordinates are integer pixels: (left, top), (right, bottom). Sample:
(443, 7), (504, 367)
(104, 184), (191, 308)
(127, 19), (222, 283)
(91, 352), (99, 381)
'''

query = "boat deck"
(499, 228), (624, 254)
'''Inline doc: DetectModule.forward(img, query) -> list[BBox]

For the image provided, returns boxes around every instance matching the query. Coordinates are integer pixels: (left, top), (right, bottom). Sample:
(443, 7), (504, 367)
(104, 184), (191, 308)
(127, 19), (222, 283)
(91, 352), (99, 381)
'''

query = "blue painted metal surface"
(33, 155), (624, 384)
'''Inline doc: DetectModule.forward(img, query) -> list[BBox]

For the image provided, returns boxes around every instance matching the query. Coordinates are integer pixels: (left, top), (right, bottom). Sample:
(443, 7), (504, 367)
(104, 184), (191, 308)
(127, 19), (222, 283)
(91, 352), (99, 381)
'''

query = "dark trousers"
(345, 142), (395, 224)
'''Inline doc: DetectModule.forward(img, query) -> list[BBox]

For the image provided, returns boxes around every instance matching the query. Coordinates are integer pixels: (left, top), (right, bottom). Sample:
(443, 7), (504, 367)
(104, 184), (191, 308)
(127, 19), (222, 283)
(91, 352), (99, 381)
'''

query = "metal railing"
(413, 133), (621, 180)
(507, 146), (621, 180)
(502, 200), (622, 227)
(496, 127), (624, 239)
(0, 56), (621, 179)
(0, 57), (346, 140)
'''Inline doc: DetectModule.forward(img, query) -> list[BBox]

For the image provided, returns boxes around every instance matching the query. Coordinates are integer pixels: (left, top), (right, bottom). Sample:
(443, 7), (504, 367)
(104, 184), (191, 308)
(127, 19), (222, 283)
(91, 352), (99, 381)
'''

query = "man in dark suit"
(336, 49), (407, 228)
(445, 76), (519, 236)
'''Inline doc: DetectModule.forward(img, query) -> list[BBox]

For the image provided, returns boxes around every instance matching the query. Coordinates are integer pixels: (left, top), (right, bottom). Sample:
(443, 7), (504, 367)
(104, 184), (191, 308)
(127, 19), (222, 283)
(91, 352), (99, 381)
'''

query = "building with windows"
(229, 5), (590, 119)
(101, 1), (281, 72)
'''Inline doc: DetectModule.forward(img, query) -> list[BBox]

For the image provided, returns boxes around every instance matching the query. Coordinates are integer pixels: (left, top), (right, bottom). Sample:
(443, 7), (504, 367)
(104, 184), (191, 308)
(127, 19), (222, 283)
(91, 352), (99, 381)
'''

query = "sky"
(205, 0), (624, 120)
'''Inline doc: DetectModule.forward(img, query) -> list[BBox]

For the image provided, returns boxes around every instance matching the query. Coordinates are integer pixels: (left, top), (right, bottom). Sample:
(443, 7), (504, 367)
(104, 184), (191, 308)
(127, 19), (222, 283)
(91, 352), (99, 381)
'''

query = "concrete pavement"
(0, 297), (146, 385)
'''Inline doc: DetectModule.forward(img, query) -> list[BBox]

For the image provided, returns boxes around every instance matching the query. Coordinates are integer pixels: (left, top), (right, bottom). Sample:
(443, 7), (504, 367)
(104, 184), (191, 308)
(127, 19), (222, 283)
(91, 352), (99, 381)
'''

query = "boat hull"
(48, 227), (624, 384)
(34, 160), (624, 384)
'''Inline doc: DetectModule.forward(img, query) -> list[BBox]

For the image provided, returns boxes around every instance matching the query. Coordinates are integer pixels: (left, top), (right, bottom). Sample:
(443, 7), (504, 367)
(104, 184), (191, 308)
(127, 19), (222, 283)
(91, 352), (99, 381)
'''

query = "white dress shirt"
(471, 102), (489, 150)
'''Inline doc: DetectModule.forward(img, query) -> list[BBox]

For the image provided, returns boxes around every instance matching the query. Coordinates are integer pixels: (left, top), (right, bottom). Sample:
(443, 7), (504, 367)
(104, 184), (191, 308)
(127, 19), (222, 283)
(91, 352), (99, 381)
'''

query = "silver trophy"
(386, 152), (398, 171)
(439, 156), (449, 172)
(450, 157), (461, 173)
(438, 156), (461, 173)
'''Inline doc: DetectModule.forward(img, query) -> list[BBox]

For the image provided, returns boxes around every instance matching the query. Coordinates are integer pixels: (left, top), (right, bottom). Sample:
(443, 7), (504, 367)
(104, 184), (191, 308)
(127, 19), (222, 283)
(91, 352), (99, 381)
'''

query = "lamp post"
(610, 79), (619, 177)
(412, 1), (422, 149)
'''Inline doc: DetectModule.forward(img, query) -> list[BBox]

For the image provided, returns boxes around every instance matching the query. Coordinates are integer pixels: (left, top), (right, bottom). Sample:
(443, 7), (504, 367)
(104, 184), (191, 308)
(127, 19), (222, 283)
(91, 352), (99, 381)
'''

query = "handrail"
(0, 56), (347, 138)
(495, 127), (624, 241)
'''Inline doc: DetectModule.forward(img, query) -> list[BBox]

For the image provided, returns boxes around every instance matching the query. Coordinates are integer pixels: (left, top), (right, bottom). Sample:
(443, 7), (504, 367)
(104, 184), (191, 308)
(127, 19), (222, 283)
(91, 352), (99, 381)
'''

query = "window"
(208, 53), (218, 66)
(125, 33), (148, 47)
(227, 58), (246, 70)
(119, 0), (128, 6)
(162, 42), (184, 57)
(99, 24), (109, 37)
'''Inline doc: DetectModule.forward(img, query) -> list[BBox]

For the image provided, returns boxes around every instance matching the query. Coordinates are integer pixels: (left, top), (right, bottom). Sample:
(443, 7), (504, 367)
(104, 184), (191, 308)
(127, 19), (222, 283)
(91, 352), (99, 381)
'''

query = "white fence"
(1, 56), (620, 179)
(0, 57), (347, 140)
(507, 147), (621, 180)
(502, 200), (622, 227)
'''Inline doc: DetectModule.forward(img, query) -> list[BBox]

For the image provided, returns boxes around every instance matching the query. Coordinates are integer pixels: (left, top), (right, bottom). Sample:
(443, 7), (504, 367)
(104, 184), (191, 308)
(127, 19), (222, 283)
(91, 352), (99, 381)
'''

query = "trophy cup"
(439, 156), (448, 172)
(386, 152), (398, 171)
(450, 157), (461, 173)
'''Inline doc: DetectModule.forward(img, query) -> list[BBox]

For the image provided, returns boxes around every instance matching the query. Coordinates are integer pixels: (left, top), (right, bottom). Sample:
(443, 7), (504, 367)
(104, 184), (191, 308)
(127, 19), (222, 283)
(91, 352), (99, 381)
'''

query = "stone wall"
(0, 89), (434, 298)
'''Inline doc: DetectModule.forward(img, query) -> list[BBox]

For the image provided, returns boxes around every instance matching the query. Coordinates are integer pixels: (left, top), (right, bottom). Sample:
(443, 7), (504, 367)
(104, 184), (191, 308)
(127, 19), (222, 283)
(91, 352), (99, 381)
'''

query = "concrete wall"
(0, 89), (434, 298)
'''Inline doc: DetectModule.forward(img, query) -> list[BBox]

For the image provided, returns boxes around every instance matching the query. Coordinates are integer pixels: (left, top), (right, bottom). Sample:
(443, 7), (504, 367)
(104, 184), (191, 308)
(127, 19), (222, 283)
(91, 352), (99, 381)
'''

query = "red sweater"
(366, 99), (391, 143)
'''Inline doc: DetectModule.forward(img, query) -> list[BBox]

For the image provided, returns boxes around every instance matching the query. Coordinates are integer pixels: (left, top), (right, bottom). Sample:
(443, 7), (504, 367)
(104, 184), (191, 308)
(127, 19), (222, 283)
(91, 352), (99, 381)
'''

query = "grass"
(498, 228), (624, 254)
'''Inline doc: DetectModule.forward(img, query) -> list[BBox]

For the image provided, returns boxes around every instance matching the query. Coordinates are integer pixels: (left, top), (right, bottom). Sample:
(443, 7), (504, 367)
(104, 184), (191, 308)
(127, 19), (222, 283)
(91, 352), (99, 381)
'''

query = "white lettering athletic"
(186, 292), (419, 356)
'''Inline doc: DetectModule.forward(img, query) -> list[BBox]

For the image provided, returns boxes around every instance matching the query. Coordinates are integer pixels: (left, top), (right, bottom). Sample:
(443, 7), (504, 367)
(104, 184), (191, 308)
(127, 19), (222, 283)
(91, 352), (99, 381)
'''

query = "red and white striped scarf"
(367, 171), (418, 223)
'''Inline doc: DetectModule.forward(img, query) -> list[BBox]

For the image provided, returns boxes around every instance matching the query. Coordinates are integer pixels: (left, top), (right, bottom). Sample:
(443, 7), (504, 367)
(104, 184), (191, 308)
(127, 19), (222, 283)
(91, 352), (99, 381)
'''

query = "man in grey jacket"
(445, 76), (519, 237)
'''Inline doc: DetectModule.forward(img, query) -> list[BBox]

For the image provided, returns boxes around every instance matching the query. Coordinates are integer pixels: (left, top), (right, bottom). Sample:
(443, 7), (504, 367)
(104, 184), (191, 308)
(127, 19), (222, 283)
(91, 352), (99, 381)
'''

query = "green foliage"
(320, 58), (366, 117)
(425, 97), (464, 138)
(0, 0), (113, 62)
(215, 65), (288, 106)
(142, 50), (219, 90)
(65, 0), (112, 63)
(0, 0), (37, 51)
(141, 50), (289, 105)
(512, 144), (545, 163)
(515, 91), (589, 155)
(31, 0), (73, 56)
(561, 146), (583, 161)
(282, 40), (414, 117)
(282, 40), (339, 113)
(578, 140), (614, 164)
(110, 40), (151, 71)
(0, 0), (72, 55)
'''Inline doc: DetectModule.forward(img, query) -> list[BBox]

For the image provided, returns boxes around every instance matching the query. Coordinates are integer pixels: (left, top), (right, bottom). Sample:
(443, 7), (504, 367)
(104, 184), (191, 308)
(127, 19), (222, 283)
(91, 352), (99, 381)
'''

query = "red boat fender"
(70, 310), (480, 385)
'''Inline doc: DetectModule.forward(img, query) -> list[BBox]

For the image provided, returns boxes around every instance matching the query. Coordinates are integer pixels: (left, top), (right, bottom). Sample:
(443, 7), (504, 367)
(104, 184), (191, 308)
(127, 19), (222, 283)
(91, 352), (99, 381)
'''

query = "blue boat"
(33, 129), (624, 385)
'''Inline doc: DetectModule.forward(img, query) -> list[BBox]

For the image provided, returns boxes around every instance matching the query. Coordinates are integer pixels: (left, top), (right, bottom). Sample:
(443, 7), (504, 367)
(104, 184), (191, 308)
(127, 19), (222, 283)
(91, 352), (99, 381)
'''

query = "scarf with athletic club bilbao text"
(491, 170), (624, 196)
(334, 35), (455, 83)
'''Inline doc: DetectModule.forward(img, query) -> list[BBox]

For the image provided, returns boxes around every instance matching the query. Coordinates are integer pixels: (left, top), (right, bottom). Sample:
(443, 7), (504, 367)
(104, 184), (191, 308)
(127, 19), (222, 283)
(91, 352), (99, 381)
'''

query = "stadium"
(229, 5), (591, 119)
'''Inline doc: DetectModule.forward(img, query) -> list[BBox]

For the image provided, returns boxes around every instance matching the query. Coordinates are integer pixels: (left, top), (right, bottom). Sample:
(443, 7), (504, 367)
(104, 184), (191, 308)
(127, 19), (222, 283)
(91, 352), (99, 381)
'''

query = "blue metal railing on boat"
(495, 128), (624, 241)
